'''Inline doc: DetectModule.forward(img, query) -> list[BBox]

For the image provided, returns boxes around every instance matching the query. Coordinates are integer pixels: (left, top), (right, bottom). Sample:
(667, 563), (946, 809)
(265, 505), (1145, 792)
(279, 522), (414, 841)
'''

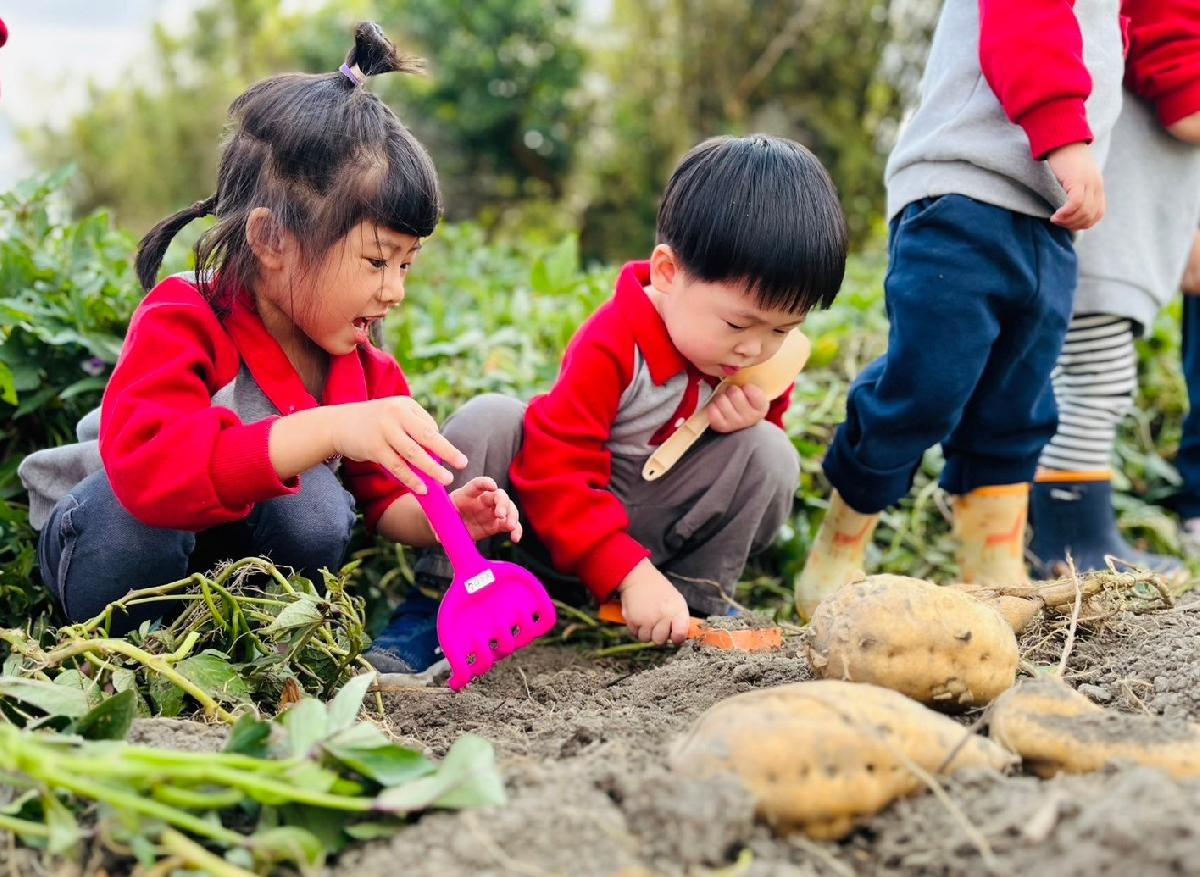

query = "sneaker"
(363, 586), (448, 677)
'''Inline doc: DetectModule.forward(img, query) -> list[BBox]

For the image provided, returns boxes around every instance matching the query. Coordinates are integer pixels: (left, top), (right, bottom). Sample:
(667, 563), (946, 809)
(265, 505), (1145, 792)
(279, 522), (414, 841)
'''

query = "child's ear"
(245, 208), (293, 271)
(649, 243), (680, 294)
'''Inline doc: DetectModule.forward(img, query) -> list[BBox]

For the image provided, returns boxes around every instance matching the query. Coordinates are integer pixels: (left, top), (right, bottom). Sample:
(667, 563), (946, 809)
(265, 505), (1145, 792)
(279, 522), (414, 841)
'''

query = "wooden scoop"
(642, 329), (811, 481)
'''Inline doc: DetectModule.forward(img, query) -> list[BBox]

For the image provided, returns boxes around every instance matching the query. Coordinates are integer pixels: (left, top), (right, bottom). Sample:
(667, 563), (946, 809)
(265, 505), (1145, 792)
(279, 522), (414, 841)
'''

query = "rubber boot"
(953, 483), (1030, 587)
(1029, 473), (1184, 577)
(794, 491), (880, 621)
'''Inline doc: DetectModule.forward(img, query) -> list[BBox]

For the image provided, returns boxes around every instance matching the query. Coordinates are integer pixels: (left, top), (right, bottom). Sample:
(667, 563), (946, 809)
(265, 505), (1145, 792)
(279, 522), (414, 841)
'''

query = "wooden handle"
(641, 390), (721, 481)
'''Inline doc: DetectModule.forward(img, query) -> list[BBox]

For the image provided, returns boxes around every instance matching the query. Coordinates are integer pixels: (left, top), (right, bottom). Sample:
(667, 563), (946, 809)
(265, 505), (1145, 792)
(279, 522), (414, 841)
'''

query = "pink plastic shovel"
(411, 467), (557, 691)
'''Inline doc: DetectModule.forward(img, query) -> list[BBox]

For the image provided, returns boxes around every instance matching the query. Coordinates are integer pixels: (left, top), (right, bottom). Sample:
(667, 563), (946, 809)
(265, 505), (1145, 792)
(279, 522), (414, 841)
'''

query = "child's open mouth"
(720, 365), (741, 377)
(352, 316), (382, 344)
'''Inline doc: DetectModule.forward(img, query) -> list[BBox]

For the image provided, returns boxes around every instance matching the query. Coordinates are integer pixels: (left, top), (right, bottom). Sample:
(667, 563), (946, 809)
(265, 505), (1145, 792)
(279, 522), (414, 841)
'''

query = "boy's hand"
(450, 477), (522, 542)
(1183, 232), (1200, 295)
(1167, 111), (1200, 145)
(1047, 142), (1105, 231)
(708, 384), (770, 433)
(617, 559), (691, 645)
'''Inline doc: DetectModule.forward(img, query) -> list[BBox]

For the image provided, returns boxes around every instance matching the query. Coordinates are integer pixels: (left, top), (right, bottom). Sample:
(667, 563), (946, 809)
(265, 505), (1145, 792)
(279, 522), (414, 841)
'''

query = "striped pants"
(1038, 314), (1137, 473)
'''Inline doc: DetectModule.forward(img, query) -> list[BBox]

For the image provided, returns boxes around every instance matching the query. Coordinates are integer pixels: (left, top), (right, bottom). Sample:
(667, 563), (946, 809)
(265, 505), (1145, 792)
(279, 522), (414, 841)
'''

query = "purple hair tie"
(340, 63), (365, 86)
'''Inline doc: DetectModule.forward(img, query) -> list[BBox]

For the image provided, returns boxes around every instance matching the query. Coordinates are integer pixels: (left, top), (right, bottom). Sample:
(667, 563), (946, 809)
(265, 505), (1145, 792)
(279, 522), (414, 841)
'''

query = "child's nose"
(734, 338), (761, 358)
(380, 279), (406, 305)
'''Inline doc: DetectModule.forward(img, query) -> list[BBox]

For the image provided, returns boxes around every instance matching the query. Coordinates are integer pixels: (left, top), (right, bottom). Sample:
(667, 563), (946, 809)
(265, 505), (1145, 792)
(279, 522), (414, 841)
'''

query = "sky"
(0, 0), (613, 192)
(0, 1), (205, 189)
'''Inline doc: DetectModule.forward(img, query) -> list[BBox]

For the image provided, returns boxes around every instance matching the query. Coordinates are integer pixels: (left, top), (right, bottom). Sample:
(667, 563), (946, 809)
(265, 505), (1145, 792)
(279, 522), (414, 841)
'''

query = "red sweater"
(978, 0), (1104, 159)
(100, 278), (410, 531)
(510, 262), (790, 602)
(1123, 0), (1200, 125)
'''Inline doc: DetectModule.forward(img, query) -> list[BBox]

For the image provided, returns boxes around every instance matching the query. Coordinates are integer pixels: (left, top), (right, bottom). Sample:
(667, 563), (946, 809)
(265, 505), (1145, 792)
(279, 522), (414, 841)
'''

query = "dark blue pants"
(1175, 295), (1200, 518)
(37, 465), (356, 633)
(824, 195), (1076, 514)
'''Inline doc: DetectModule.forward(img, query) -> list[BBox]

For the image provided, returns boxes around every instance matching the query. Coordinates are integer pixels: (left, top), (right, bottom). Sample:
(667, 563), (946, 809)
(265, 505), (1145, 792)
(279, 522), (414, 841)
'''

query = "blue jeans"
(1175, 295), (1200, 518)
(37, 464), (356, 632)
(824, 195), (1076, 513)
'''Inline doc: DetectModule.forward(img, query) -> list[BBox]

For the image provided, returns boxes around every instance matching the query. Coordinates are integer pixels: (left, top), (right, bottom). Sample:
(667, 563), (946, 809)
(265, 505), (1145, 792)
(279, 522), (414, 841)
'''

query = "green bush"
(0, 170), (150, 627)
(1, 172), (1193, 632)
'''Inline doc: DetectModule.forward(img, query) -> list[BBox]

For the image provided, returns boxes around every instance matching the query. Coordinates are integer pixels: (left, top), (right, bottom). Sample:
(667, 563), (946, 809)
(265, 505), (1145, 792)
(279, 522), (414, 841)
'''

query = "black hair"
(135, 22), (443, 310)
(656, 134), (847, 314)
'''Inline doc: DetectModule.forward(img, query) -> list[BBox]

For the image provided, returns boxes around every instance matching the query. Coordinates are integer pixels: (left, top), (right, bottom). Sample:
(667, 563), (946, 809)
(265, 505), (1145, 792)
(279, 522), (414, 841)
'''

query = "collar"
(223, 290), (368, 414)
(614, 261), (693, 386)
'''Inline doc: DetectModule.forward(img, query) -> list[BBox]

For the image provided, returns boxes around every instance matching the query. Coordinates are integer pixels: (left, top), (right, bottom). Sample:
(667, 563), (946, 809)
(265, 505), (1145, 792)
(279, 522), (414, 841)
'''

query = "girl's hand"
(450, 477), (523, 542)
(707, 383), (770, 433)
(330, 397), (467, 493)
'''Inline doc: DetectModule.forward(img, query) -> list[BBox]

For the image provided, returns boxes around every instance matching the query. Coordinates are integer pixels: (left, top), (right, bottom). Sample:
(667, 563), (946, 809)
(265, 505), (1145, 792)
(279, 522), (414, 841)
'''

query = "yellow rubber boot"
(794, 491), (880, 621)
(952, 483), (1030, 587)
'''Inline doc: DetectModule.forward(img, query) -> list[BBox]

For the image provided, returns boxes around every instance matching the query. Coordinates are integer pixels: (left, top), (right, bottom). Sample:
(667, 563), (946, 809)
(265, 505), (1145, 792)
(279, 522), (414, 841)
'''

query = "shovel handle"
(411, 467), (488, 576)
(641, 384), (725, 481)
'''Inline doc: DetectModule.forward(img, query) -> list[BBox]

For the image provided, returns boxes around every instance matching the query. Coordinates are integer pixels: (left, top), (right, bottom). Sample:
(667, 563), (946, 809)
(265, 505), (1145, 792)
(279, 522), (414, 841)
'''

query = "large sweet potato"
(809, 575), (1019, 710)
(670, 680), (1015, 839)
(990, 678), (1200, 778)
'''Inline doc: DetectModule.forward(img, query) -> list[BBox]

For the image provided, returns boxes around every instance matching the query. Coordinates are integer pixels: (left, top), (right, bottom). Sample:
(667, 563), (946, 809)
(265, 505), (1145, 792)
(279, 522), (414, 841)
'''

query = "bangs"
(657, 135), (847, 314)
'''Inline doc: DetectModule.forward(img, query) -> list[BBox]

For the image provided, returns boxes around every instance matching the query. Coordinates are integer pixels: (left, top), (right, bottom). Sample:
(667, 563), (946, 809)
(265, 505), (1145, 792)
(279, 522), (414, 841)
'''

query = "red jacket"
(99, 278), (410, 531)
(511, 262), (790, 602)
(1123, 0), (1200, 125)
(977, 0), (1106, 159)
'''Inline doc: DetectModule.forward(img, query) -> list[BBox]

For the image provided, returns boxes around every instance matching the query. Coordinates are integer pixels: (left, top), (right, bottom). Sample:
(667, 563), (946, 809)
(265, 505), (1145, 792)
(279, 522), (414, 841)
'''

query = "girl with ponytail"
(23, 24), (521, 632)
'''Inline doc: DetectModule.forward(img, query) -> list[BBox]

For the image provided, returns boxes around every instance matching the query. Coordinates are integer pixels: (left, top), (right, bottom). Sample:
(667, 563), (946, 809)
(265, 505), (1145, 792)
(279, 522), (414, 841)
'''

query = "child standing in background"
(795, 0), (1126, 617)
(20, 24), (521, 633)
(1031, 0), (1200, 576)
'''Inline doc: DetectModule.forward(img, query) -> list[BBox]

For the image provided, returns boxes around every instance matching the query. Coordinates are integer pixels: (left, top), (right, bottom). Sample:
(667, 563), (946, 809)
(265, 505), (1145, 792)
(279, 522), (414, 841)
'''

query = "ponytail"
(135, 195), (216, 292)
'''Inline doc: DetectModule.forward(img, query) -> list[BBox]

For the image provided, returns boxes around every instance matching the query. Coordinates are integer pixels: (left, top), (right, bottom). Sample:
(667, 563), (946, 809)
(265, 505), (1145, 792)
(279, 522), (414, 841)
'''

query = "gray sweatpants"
(415, 393), (800, 616)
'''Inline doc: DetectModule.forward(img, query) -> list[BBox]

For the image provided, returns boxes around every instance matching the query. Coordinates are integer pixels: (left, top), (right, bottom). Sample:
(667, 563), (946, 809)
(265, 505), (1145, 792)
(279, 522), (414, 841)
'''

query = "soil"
(28, 602), (1200, 876)
(324, 603), (1200, 877)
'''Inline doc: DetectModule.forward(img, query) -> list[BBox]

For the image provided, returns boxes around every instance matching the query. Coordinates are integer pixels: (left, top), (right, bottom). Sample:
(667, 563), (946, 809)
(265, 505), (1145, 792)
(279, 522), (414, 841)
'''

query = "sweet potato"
(809, 575), (1019, 710)
(670, 680), (1015, 839)
(990, 678), (1200, 779)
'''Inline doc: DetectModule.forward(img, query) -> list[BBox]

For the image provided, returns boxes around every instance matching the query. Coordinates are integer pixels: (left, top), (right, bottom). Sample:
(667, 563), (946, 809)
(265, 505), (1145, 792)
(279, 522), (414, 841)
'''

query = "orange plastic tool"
(597, 601), (783, 651)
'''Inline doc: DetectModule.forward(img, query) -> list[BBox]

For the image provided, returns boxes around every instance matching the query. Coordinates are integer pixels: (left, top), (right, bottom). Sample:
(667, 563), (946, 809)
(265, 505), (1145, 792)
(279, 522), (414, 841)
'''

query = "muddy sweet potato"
(990, 678), (1200, 779)
(670, 680), (1016, 839)
(808, 575), (1019, 710)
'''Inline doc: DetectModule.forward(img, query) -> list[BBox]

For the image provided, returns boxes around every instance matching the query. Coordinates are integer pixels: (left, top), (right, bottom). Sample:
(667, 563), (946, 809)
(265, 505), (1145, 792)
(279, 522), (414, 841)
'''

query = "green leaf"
(147, 673), (185, 718)
(248, 825), (327, 867)
(325, 742), (433, 786)
(325, 672), (375, 732)
(176, 650), (251, 704)
(266, 594), (324, 631)
(343, 821), (403, 841)
(375, 735), (505, 813)
(0, 677), (90, 718)
(280, 698), (328, 759)
(225, 712), (271, 758)
(71, 690), (136, 741)
(324, 722), (389, 750)
(42, 791), (81, 856)
(0, 360), (16, 404)
(52, 669), (104, 708)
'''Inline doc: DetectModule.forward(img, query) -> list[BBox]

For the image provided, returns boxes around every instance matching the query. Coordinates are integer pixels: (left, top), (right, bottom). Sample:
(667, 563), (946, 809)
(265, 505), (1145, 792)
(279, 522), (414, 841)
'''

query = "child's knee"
(445, 393), (525, 442)
(261, 472), (355, 572)
(739, 423), (801, 500)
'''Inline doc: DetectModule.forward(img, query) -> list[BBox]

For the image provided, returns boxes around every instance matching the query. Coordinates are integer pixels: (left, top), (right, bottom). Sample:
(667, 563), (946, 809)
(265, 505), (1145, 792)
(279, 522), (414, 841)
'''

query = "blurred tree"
(32, 0), (306, 235)
(578, 0), (937, 261)
(30, 0), (587, 234)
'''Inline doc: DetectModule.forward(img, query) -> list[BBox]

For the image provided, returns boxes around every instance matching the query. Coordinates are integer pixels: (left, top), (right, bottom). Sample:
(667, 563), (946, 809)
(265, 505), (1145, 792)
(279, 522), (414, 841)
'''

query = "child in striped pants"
(1030, 0), (1200, 577)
